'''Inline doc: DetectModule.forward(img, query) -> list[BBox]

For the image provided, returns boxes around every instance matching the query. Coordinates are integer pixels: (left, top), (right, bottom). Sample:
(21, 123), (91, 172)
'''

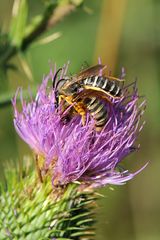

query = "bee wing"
(73, 88), (112, 105)
(76, 64), (106, 81)
(64, 64), (106, 88)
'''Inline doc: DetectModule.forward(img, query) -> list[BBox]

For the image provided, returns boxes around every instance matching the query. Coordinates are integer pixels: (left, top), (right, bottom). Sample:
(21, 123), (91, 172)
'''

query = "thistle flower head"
(12, 62), (146, 188)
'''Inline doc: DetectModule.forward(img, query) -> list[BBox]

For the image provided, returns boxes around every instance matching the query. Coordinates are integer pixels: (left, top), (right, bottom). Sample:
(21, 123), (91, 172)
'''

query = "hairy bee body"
(77, 75), (121, 130)
(53, 64), (123, 131)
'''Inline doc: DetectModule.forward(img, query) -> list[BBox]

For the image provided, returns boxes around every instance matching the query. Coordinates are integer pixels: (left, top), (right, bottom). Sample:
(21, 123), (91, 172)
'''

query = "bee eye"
(73, 85), (78, 91)
(70, 83), (79, 93)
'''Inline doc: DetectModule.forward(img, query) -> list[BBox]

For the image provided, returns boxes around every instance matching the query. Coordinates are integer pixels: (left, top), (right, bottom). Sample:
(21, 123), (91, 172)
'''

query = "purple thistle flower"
(12, 63), (146, 188)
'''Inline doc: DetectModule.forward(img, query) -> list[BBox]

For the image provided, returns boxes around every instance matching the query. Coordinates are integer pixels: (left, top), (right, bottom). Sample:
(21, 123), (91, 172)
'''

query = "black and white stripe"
(83, 76), (121, 97)
(84, 97), (108, 129)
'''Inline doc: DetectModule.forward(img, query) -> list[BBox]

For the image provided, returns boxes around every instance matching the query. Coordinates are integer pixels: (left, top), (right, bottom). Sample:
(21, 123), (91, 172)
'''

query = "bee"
(53, 64), (124, 131)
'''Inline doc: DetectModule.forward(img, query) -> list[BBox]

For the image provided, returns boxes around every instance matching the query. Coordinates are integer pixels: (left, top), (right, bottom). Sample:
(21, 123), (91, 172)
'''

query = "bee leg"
(77, 109), (86, 126)
(73, 103), (87, 126)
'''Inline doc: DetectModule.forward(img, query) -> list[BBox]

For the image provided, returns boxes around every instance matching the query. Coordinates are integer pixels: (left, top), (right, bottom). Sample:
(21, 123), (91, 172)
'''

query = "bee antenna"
(53, 68), (63, 89)
(55, 78), (66, 89)
(54, 78), (67, 108)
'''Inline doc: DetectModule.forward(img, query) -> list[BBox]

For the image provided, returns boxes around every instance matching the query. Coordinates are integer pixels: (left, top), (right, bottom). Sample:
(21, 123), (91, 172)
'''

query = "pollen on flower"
(12, 62), (147, 188)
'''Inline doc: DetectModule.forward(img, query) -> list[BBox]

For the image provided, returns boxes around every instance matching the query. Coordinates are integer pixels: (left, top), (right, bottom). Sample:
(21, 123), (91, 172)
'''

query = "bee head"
(56, 79), (81, 96)
(64, 82), (81, 95)
(53, 68), (82, 108)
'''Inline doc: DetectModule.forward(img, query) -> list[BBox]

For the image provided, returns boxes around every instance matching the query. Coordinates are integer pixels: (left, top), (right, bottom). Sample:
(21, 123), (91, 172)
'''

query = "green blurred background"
(0, 0), (160, 239)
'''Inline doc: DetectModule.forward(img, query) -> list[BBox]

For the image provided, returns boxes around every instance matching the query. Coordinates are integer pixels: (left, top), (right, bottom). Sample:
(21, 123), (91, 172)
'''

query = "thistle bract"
(0, 162), (96, 240)
(12, 63), (146, 188)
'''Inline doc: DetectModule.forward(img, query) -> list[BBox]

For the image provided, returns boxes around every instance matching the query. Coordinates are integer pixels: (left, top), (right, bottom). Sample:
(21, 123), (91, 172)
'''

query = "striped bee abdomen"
(83, 97), (108, 130)
(83, 76), (121, 97)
